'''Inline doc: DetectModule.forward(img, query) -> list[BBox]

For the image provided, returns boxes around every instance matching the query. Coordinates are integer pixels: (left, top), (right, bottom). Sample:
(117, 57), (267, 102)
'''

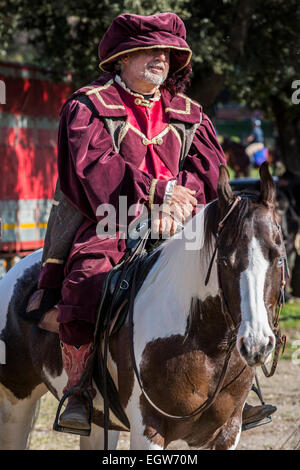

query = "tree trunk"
(271, 95), (300, 177)
(189, 0), (257, 114)
(271, 94), (300, 296)
(291, 254), (300, 297)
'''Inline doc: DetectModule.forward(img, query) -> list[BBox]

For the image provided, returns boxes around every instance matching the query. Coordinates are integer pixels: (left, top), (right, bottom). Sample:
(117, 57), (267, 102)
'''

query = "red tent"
(0, 62), (72, 257)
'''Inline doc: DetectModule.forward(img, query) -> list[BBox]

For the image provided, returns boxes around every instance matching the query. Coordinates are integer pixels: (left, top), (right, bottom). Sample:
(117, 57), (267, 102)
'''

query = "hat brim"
(99, 45), (192, 75)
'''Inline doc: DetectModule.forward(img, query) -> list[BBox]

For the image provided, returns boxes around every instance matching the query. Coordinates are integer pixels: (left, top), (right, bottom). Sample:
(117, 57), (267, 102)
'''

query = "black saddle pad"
(20, 238), (162, 329)
(103, 247), (162, 336)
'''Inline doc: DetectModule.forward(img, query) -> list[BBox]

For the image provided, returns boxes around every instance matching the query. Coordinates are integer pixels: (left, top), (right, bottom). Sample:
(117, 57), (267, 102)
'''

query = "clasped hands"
(152, 184), (198, 235)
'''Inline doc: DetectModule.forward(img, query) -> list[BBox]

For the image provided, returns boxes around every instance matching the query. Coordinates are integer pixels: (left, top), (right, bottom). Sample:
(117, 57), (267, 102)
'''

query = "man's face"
(121, 48), (170, 87)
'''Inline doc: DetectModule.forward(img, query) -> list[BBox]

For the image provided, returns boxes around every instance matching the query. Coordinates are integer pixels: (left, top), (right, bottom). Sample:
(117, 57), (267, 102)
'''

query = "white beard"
(140, 68), (166, 86)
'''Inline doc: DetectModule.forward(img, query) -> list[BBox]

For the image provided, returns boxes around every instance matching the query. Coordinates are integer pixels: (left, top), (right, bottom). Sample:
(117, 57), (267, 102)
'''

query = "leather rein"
(128, 195), (288, 422)
(261, 258), (287, 377)
(128, 197), (244, 422)
(205, 195), (287, 379)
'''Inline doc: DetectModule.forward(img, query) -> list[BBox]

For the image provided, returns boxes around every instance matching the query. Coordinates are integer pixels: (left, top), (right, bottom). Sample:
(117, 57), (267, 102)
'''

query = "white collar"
(114, 74), (161, 108)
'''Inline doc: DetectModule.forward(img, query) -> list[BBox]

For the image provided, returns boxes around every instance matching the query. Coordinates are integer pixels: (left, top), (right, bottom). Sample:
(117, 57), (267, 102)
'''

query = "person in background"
(245, 119), (265, 166)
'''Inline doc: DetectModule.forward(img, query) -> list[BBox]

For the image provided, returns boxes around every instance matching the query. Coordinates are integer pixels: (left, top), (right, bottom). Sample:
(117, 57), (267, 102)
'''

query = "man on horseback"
(36, 12), (275, 435)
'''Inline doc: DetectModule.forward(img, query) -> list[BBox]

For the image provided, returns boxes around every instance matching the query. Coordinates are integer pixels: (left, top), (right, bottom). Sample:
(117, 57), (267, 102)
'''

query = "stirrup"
(242, 415), (272, 431)
(242, 376), (274, 431)
(53, 388), (93, 437)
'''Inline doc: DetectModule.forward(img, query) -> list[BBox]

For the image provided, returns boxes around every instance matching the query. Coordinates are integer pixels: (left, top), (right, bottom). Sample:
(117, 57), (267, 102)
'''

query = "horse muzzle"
(237, 331), (275, 367)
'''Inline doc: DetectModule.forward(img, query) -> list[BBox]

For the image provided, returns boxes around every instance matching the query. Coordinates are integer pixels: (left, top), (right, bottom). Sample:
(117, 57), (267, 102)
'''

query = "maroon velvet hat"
(98, 13), (192, 74)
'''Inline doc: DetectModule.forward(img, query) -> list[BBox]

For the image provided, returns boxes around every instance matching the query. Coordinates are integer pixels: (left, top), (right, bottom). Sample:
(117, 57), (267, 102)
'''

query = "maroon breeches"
(57, 227), (127, 346)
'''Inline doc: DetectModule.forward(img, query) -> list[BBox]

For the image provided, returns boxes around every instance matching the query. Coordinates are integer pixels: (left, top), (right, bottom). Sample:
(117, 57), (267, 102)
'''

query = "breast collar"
(114, 74), (161, 109)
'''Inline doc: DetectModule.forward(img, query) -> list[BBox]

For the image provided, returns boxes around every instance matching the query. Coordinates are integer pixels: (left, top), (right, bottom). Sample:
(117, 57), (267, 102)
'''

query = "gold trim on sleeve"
(42, 258), (65, 267)
(148, 179), (158, 209)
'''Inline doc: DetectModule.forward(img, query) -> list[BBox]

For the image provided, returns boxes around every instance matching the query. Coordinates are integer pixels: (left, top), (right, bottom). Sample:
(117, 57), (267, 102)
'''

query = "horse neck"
(136, 207), (220, 333)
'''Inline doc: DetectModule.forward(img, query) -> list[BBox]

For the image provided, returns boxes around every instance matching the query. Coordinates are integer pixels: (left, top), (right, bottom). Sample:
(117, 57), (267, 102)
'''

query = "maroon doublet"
(38, 74), (225, 345)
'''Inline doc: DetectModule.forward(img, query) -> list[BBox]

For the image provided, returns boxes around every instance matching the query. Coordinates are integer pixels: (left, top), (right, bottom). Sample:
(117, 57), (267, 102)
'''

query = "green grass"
(280, 301), (300, 329)
(277, 300), (300, 360)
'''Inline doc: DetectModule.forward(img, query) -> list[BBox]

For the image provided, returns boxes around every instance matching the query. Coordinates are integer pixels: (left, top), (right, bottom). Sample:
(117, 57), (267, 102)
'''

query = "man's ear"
(120, 54), (129, 65)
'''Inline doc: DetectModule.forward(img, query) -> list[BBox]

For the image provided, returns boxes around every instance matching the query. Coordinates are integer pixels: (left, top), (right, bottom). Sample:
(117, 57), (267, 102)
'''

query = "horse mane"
(203, 191), (261, 252)
(140, 191), (261, 306)
(138, 207), (209, 307)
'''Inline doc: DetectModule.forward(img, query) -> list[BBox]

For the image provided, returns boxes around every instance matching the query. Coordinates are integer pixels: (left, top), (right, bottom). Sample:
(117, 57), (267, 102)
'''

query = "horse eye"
(277, 257), (284, 267)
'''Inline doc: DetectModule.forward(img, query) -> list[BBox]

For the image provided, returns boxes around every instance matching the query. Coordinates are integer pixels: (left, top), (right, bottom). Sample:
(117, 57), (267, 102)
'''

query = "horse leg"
(130, 427), (164, 450)
(206, 414), (242, 450)
(0, 383), (46, 449)
(80, 424), (120, 450)
(128, 403), (164, 450)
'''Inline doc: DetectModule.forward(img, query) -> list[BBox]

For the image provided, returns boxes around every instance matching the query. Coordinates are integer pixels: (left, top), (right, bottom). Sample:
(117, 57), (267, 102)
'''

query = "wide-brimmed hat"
(98, 13), (192, 74)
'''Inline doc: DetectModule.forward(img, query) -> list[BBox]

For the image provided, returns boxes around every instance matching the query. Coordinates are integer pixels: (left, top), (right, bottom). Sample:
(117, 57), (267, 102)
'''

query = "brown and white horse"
(0, 163), (286, 450)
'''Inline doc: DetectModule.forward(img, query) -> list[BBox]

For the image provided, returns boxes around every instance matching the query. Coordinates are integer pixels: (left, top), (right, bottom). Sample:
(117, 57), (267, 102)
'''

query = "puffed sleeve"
(153, 113), (226, 205)
(58, 99), (154, 221)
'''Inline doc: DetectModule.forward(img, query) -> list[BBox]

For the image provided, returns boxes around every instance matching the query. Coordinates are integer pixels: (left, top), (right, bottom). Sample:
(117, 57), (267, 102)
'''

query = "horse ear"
(217, 164), (234, 214)
(259, 162), (276, 206)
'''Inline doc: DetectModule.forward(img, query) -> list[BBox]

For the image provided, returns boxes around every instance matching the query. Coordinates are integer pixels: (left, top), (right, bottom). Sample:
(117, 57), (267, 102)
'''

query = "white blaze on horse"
(0, 163), (286, 450)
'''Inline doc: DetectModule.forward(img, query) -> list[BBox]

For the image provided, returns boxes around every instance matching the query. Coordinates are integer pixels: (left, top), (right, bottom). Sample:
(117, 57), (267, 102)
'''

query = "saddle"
(51, 219), (164, 435)
(96, 218), (161, 337)
(22, 219), (164, 433)
(24, 218), (161, 336)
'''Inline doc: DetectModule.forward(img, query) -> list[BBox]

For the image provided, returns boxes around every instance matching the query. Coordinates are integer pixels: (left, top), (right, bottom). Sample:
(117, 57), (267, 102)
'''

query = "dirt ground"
(28, 344), (300, 451)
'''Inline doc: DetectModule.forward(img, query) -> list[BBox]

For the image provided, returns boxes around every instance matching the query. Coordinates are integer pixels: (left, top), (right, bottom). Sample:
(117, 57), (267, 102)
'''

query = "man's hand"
(151, 185), (198, 236)
(152, 211), (178, 236)
(169, 185), (198, 223)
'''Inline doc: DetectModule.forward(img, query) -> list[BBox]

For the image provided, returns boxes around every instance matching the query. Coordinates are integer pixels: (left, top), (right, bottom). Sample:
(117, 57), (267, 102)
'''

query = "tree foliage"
(1, 0), (299, 101)
(1, 0), (300, 170)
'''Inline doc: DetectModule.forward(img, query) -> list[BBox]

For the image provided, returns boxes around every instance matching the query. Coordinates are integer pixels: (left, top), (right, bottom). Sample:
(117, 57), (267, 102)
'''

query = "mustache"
(147, 61), (166, 71)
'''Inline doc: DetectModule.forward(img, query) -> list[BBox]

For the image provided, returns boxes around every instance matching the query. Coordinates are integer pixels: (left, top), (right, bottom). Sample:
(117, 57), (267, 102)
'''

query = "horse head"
(216, 162), (286, 367)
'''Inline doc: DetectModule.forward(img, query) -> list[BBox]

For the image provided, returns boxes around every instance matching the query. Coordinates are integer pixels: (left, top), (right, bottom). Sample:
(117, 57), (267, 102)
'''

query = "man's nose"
(154, 49), (170, 62)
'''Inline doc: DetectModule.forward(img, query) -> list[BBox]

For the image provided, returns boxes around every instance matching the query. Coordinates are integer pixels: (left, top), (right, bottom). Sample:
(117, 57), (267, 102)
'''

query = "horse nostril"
(269, 336), (275, 346)
(267, 336), (275, 350)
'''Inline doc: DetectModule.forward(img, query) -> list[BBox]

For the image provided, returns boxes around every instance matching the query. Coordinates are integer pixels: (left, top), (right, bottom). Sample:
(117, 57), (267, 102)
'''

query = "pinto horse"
(0, 163), (286, 450)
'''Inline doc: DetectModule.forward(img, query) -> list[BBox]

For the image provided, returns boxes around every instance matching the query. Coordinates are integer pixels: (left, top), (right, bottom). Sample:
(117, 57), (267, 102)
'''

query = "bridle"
(261, 253), (287, 377)
(127, 196), (245, 422)
(205, 196), (242, 334)
(205, 195), (288, 378)
(128, 195), (288, 424)
(98, 194), (288, 449)
(128, 258), (238, 422)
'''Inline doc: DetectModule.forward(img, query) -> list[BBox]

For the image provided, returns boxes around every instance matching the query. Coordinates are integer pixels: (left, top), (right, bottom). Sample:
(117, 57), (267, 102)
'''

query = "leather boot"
(58, 342), (95, 431)
(242, 402), (277, 426)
